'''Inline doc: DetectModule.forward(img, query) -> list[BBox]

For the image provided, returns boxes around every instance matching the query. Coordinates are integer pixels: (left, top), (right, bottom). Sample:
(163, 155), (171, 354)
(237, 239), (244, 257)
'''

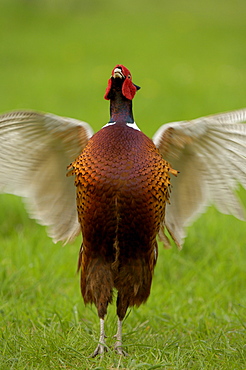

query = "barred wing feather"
(0, 111), (93, 243)
(153, 109), (246, 248)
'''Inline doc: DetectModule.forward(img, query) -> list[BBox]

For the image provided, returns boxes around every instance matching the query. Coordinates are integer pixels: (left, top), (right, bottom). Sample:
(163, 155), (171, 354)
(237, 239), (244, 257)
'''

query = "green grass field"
(0, 0), (245, 369)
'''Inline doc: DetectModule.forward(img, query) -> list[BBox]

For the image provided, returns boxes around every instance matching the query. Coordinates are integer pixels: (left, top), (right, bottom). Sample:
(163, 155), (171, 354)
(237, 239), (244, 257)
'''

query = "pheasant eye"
(128, 75), (131, 79)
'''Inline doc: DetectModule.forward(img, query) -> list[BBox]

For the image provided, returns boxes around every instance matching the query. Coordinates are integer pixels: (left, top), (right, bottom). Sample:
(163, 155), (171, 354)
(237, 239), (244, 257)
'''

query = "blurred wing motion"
(0, 111), (93, 243)
(153, 109), (246, 248)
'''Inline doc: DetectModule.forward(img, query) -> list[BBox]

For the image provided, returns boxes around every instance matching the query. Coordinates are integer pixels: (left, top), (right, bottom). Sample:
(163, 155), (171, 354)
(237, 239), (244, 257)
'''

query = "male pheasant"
(0, 64), (246, 356)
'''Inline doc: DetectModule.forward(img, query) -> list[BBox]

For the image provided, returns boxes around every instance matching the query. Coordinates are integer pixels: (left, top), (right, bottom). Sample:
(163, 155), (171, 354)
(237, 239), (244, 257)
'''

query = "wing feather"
(153, 108), (246, 248)
(0, 111), (93, 243)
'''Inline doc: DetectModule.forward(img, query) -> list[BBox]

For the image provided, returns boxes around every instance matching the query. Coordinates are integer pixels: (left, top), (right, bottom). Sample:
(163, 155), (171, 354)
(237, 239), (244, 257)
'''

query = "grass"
(0, 0), (246, 368)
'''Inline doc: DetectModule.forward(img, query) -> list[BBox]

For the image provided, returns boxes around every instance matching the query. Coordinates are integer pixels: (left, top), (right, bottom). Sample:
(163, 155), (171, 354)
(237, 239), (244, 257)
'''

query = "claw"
(90, 342), (108, 357)
(114, 342), (129, 356)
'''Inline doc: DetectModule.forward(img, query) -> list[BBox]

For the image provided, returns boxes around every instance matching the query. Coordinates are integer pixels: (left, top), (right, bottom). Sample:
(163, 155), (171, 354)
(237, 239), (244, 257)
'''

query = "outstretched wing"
(0, 111), (93, 243)
(153, 109), (246, 248)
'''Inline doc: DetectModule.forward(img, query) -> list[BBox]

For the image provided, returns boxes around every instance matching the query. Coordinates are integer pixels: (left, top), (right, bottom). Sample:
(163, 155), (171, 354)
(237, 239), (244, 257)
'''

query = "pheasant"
(0, 64), (246, 356)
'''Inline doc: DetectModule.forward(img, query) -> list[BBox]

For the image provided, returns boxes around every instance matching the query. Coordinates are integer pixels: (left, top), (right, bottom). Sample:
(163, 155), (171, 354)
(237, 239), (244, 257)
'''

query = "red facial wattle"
(104, 64), (139, 101)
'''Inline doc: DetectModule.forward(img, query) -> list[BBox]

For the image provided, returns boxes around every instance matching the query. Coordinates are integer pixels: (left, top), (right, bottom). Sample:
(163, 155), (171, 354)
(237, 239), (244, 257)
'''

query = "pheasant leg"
(90, 318), (108, 357)
(114, 318), (128, 356)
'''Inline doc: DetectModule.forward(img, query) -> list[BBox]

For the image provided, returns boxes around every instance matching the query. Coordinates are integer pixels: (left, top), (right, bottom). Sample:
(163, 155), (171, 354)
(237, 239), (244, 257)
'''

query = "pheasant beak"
(112, 67), (124, 79)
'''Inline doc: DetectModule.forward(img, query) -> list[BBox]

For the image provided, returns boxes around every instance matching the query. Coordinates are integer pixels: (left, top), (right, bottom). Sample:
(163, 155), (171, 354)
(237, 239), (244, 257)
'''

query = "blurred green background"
(0, 0), (245, 136)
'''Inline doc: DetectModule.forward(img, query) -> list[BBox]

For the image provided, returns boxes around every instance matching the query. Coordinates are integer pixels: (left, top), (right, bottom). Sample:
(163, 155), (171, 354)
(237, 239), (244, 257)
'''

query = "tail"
(78, 244), (114, 318)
